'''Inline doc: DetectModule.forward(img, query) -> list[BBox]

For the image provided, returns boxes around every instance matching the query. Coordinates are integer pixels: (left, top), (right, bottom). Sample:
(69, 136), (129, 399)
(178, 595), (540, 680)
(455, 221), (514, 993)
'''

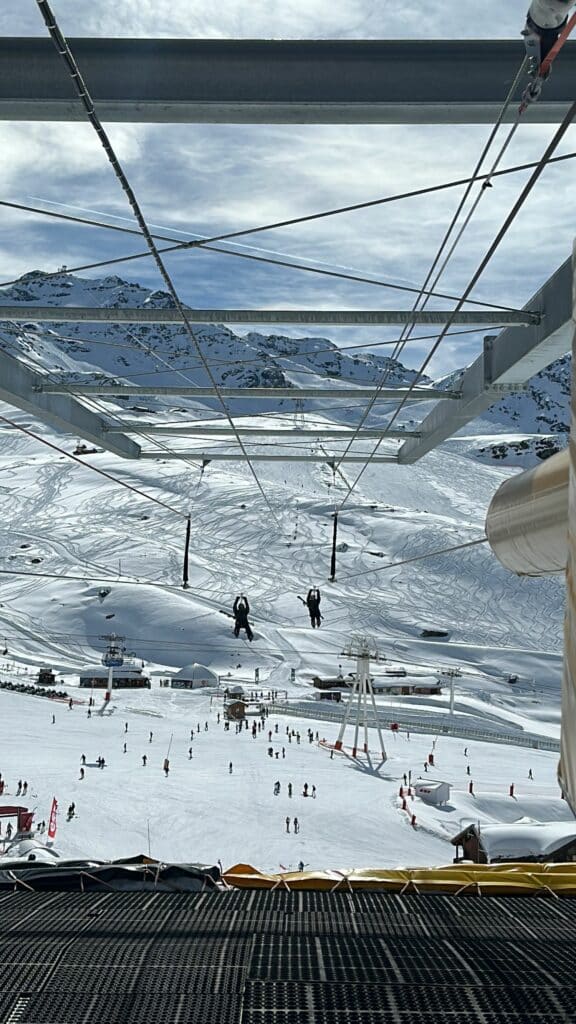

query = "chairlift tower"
(100, 632), (126, 703)
(334, 636), (387, 769)
(439, 666), (462, 716)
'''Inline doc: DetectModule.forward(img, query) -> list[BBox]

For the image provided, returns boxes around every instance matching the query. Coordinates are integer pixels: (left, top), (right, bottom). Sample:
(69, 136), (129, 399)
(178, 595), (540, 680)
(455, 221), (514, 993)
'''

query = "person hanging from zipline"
(306, 587), (321, 628)
(233, 594), (254, 641)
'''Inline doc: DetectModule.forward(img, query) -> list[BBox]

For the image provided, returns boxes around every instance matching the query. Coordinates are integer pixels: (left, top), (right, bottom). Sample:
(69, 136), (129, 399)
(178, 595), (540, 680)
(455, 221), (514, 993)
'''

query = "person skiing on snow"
(306, 587), (321, 628)
(142, 755), (147, 766)
(233, 595), (253, 641)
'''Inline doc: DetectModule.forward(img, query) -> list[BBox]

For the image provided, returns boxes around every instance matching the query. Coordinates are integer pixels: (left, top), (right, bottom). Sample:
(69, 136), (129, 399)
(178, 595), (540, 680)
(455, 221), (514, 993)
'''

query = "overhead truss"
(1, 38), (574, 125)
(0, 306), (537, 326)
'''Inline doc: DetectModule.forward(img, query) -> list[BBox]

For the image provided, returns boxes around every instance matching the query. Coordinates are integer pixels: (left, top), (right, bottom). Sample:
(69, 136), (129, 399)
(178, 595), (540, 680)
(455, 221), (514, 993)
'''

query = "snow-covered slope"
(0, 270), (570, 868)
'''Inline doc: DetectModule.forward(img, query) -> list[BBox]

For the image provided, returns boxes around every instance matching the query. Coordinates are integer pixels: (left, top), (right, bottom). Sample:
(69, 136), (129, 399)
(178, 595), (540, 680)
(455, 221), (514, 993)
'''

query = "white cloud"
(0, 2), (574, 378)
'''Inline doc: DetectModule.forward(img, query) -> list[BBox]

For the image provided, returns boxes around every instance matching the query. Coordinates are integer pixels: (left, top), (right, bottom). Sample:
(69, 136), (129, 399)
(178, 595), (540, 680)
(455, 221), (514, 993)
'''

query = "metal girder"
(138, 452), (399, 463)
(397, 257), (573, 464)
(1, 38), (574, 125)
(0, 347), (140, 459)
(38, 384), (455, 401)
(0, 306), (536, 326)
(103, 424), (421, 438)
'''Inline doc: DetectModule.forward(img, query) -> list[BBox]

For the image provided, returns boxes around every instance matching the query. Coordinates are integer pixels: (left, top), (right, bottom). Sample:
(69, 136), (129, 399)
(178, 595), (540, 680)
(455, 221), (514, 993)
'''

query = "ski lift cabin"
(79, 664), (151, 690)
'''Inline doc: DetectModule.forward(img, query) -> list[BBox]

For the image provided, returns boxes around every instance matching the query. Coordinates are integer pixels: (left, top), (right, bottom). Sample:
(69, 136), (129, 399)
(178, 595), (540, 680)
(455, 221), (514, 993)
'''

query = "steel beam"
(138, 452), (398, 463)
(0, 306), (536, 326)
(0, 348), (140, 459)
(38, 384), (455, 401)
(103, 424), (421, 438)
(398, 257), (573, 464)
(1, 38), (574, 125)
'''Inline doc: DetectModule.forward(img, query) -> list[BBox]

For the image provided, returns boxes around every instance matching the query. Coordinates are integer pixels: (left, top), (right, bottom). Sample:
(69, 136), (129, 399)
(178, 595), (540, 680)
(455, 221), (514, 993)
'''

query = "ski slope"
(0, 271), (572, 867)
(0, 687), (570, 871)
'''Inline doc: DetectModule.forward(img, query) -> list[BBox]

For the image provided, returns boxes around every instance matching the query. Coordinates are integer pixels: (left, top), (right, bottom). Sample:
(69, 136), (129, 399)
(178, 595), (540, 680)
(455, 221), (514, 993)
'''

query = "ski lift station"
(170, 663), (219, 689)
(78, 663), (150, 690)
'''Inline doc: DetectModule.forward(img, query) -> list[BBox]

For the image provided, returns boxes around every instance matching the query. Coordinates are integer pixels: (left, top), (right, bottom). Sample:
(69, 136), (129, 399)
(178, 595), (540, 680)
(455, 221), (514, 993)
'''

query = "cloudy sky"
(0, 0), (575, 377)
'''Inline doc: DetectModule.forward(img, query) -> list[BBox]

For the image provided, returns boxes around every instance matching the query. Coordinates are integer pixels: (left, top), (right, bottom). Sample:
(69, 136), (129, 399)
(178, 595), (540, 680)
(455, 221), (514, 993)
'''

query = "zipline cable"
(35, 0), (281, 530)
(340, 92), (576, 501)
(330, 59), (530, 498)
(2, 147), (573, 266)
(0, 197), (522, 313)
(0, 412), (186, 518)
(337, 537), (489, 582)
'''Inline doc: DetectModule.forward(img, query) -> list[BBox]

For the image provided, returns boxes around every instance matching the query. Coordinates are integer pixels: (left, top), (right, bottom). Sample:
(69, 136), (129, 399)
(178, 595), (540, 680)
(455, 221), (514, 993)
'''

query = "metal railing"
(271, 700), (560, 752)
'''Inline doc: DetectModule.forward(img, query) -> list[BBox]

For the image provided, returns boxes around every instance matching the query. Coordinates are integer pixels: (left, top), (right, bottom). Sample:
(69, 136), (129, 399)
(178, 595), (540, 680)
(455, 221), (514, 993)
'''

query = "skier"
(274, 781), (281, 796)
(16, 780), (22, 796)
(163, 758), (170, 777)
(288, 783), (293, 798)
(87, 708), (91, 718)
(306, 587), (321, 628)
(528, 768), (534, 780)
(285, 816), (291, 833)
(149, 731), (153, 743)
(124, 722), (128, 734)
(189, 747), (193, 759)
(303, 783), (309, 797)
(233, 595), (254, 642)
(142, 755), (147, 766)
(68, 697), (73, 710)
(229, 762), (233, 774)
(466, 765), (471, 776)
(282, 748), (286, 759)
(293, 817), (300, 835)
(123, 742), (127, 754)
(312, 785), (316, 799)
(298, 860), (305, 871)
(51, 714), (56, 725)
(22, 781), (28, 796)
(205, 722), (208, 731)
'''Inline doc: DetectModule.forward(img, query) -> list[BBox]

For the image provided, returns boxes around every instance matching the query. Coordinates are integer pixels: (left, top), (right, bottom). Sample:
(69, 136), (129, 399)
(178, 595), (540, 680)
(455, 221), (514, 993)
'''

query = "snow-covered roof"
(171, 663), (218, 683)
(463, 822), (576, 860)
(79, 665), (144, 678)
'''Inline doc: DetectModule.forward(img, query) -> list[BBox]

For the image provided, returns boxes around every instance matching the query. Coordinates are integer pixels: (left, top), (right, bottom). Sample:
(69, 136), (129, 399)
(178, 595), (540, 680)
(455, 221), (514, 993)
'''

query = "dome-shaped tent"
(170, 663), (218, 690)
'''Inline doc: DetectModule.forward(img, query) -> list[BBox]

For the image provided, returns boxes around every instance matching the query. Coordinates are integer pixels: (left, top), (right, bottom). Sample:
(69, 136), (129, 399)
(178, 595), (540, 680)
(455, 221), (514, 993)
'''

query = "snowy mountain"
(0, 271), (428, 425)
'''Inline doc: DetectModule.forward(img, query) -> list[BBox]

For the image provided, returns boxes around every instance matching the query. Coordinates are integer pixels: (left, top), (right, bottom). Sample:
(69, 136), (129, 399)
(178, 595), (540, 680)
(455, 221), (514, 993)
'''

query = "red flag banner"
(47, 797), (58, 840)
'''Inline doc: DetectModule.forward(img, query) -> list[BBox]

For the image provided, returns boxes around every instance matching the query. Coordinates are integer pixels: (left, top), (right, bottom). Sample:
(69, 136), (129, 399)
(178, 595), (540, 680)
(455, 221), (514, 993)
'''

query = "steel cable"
(35, 0), (281, 529)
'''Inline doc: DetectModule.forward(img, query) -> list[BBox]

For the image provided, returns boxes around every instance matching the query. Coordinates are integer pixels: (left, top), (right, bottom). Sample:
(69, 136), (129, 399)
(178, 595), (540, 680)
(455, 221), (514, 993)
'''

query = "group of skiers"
(232, 587), (322, 639)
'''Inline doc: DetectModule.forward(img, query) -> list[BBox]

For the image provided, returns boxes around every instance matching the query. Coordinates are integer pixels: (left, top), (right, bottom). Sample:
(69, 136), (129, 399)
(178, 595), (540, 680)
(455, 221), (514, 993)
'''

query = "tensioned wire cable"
(0, 533), (490, 592)
(35, 0), (281, 530)
(337, 537), (489, 581)
(330, 57), (530, 493)
(0, 197), (523, 314)
(1, 147), (573, 274)
(338, 94), (576, 502)
(0, 411), (187, 518)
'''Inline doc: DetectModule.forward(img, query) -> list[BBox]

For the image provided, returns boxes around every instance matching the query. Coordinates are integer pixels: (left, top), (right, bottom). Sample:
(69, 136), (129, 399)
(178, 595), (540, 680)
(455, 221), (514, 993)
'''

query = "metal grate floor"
(0, 891), (574, 1022)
